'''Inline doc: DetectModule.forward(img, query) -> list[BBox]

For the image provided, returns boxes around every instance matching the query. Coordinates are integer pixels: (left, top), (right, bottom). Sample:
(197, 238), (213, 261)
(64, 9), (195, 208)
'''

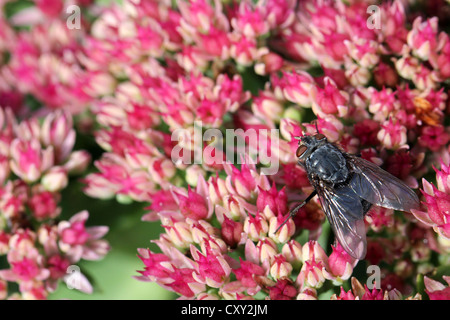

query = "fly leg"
(274, 191), (317, 233)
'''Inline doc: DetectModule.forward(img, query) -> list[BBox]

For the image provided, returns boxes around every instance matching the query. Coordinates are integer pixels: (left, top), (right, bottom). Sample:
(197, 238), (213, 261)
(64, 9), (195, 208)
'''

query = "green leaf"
(3, 0), (34, 19)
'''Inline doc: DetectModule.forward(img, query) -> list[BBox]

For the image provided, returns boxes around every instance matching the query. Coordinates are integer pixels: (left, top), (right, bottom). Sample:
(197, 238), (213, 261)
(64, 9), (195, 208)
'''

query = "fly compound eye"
(314, 133), (326, 141)
(296, 145), (308, 158)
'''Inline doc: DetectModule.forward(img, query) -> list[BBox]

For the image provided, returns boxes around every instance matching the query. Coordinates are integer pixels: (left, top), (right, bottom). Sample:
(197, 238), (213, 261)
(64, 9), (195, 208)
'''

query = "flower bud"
(244, 213), (269, 242)
(297, 260), (325, 289)
(268, 215), (295, 244)
(302, 241), (328, 264)
(41, 111), (75, 162)
(256, 237), (278, 264)
(222, 195), (245, 220)
(63, 151), (91, 175)
(164, 221), (193, 249)
(82, 173), (117, 200)
(257, 184), (288, 219)
(282, 240), (303, 270)
(255, 52), (284, 75)
(323, 243), (354, 283)
(229, 164), (257, 200)
(297, 287), (318, 300)
(251, 90), (284, 123)
(176, 187), (209, 221)
(208, 175), (228, 205)
(221, 216), (243, 248)
(185, 165), (206, 187)
(282, 106), (302, 123)
(234, 258), (265, 288)
(41, 166), (68, 192)
(200, 236), (228, 255)
(394, 55), (419, 80)
(345, 62), (371, 86)
(191, 245), (231, 288)
(275, 71), (316, 107)
(270, 254), (293, 280)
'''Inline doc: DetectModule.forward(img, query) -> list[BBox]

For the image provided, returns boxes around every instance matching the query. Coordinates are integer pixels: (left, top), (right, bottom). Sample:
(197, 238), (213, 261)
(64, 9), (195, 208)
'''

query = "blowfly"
(276, 132), (420, 260)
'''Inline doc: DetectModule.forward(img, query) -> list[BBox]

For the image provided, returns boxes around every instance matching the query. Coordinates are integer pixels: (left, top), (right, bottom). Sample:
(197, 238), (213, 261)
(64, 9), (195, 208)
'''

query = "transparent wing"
(315, 182), (367, 260)
(347, 156), (420, 213)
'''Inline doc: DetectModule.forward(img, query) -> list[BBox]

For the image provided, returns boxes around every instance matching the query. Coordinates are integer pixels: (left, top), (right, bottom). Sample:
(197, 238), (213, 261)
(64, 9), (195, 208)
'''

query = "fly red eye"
(314, 133), (326, 140)
(296, 145), (308, 158)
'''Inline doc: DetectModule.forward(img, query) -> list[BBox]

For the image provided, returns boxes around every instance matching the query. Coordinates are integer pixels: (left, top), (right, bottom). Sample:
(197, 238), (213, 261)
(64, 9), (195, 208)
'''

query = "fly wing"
(347, 156), (420, 213)
(314, 181), (367, 260)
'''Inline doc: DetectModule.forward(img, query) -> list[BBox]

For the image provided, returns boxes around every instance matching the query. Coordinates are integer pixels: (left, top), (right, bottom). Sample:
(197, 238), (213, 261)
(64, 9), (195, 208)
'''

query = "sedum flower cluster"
(0, 108), (109, 299)
(0, 0), (450, 299)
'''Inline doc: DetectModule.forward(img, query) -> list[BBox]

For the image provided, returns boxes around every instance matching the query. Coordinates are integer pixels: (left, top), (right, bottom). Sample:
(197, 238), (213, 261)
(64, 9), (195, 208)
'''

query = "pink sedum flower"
(368, 87), (400, 122)
(225, 163), (258, 200)
(231, 2), (270, 38)
(297, 259), (326, 289)
(374, 62), (399, 88)
(269, 278), (297, 300)
(7, 0), (441, 301)
(28, 190), (61, 221)
(407, 17), (441, 61)
(433, 35), (450, 79)
(377, 118), (408, 150)
(270, 254), (293, 280)
(273, 71), (316, 107)
(323, 243), (355, 283)
(58, 210), (110, 262)
(9, 139), (54, 183)
(412, 179), (450, 239)
(257, 183), (288, 218)
(233, 258), (265, 289)
(176, 187), (209, 221)
(136, 248), (200, 298)
(312, 77), (349, 118)
(418, 125), (450, 152)
(424, 276), (450, 300)
(435, 160), (450, 194)
(191, 243), (232, 288)
(163, 220), (193, 250)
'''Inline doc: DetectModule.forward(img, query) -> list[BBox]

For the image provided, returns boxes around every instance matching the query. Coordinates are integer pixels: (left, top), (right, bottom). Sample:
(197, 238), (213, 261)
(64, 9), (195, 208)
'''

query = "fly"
(275, 131), (420, 260)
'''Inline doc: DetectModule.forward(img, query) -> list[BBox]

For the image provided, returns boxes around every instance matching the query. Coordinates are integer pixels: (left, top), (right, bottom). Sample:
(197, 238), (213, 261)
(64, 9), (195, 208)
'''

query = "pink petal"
(86, 226), (109, 239)
(69, 210), (89, 224)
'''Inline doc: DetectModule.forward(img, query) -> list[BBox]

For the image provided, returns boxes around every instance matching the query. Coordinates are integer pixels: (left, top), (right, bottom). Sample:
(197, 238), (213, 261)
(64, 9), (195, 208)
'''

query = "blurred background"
(48, 180), (176, 299)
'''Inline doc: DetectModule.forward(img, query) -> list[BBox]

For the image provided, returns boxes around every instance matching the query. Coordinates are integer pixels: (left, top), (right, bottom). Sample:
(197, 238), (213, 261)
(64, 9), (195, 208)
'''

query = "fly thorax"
(306, 145), (348, 184)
